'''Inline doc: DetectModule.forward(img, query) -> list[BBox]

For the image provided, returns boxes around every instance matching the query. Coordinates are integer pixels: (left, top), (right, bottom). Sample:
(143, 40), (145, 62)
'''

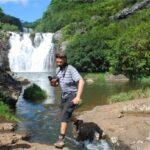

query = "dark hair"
(55, 52), (67, 59)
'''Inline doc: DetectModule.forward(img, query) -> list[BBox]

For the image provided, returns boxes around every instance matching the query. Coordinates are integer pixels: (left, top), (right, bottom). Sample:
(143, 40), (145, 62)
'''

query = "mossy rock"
(23, 84), (47, 102)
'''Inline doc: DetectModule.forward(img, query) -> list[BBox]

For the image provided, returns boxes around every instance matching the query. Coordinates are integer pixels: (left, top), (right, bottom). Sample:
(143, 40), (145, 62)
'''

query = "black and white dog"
(72, 119), (104, 143)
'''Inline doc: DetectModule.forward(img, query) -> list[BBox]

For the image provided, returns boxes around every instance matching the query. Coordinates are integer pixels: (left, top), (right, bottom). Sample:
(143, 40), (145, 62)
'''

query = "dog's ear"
(74, 119), (83, 127)
(77, 120), (83, 126)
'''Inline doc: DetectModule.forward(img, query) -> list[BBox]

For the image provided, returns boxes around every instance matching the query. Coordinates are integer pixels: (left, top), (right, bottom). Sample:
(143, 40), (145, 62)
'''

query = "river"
(14, 72), (142, 149)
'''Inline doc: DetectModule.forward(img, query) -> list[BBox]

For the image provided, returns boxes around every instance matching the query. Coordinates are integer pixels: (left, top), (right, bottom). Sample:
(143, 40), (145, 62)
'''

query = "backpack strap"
(56, 65), (68, 79)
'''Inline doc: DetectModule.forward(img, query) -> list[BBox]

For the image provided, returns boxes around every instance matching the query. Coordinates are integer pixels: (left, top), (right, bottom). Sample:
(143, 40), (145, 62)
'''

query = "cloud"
(0, 0), (28, 5)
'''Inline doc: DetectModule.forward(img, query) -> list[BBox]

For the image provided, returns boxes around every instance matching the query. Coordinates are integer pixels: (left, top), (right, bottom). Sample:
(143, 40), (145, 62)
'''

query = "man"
(50, 52), (85, 148)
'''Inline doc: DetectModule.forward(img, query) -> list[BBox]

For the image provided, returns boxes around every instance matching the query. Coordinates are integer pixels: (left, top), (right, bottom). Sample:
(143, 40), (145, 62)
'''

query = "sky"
(0, 0), (52, 22)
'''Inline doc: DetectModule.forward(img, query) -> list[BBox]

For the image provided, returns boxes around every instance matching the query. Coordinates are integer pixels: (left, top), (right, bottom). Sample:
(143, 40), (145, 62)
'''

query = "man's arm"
(72, 78), (85, 104)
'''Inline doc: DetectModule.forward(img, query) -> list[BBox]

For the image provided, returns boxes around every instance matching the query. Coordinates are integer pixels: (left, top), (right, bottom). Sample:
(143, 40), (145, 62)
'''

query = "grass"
(139, 77), (150, 87)
(82, 73), (105, 82)
(109, 87), (150, 103)
(0, 101), (19, 122)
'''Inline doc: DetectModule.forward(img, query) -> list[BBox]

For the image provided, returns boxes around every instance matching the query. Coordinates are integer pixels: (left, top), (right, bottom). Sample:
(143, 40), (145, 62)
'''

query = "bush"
(23, 84), (47, 101)
(0, 22), (18, 31)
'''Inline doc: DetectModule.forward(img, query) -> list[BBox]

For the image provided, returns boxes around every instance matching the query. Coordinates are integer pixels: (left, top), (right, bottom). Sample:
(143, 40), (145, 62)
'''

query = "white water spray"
(8, 32), (55, 72)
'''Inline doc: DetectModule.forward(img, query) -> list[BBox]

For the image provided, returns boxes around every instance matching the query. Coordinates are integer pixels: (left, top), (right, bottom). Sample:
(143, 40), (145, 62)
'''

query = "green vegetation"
(36, 0), (150, 79)
(22, 20), (40, 29)
(0, 7), (22, 31)
(23, 84), (47, 101)
(0, 95), (19, 122)
(83, 73), (105, 82)
(109, 87), (150, 103)
(140, 77), (150, 87)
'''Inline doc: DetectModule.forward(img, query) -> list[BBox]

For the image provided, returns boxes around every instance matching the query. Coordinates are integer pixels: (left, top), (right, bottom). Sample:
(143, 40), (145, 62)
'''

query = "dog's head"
(72, 118), (84, 139)
(72, 118), (104, 142)
(73, 119), (84, 130)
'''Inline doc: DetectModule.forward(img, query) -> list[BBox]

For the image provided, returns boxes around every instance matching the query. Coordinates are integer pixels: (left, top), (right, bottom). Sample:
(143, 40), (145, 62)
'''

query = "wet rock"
(16, 77), (31, 85)
(33, 33), (43, 47)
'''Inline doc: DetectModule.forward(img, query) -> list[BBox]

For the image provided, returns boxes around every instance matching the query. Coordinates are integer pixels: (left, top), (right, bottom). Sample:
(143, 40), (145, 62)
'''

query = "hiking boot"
(54, 136), (65, 148)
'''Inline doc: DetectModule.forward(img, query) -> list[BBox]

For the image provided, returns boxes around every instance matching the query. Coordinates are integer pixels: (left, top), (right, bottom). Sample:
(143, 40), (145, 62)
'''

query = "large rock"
(114, 0), (150, 19)
(53, 30), (70, 52)
(0, 31), (11, 71)
(78, 98), (150, 149)
(53, 30), (63, 43)
(0, 31), (22, 108)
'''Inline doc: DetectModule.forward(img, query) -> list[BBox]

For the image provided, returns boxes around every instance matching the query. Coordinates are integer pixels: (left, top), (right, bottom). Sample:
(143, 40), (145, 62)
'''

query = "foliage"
(83, 73), (105, 81)
(0, 7), (22, 31)
(35, 0), (150, 79)
(0, 22), (18, 31)
(22, 20), (40, 29)
(23, 84), (47, 101)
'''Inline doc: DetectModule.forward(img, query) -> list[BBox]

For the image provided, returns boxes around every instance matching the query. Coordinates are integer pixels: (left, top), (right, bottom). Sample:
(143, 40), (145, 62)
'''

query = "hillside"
(36, 0), (150, 79)
(0, 7), (22, 31)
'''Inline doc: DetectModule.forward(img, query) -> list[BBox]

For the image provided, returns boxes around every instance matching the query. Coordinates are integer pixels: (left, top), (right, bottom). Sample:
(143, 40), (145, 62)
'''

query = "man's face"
(56, 58), (65, 67)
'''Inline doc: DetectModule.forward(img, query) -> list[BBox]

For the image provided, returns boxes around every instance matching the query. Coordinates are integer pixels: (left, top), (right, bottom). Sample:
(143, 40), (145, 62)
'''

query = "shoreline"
(0, 97), (150, 149)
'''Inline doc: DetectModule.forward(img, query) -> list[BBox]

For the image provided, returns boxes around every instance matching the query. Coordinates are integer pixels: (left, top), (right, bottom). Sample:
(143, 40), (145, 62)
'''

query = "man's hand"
(72, 96), (80, 105)
(50, 79), (59, 87)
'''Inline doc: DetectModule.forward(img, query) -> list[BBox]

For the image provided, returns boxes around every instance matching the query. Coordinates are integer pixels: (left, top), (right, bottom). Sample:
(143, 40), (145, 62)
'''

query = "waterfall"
(8, 32), (55, 72)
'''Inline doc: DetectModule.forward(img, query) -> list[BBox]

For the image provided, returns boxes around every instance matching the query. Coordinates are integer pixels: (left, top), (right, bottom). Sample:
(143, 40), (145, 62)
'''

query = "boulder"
(114, 0), (150, 19)
(105, 73), (129, 82)
(16, 77), (31, 85)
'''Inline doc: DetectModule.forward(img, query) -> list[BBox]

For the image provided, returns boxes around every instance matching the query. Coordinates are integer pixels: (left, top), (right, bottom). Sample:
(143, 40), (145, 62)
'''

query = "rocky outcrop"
(53, 30), (70, 52)
(114, 0), (150, 19)
(78, 98), (150, 149)
(0, 31), (22, 107)
(0, 31), (10, 71)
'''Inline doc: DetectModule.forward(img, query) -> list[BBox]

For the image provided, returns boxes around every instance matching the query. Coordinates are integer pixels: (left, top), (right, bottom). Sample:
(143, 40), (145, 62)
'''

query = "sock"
(59, 133), (65, 139)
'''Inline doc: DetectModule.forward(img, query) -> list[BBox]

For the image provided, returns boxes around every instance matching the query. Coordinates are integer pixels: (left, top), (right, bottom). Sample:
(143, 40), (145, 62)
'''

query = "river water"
(15, 72), (143, 149)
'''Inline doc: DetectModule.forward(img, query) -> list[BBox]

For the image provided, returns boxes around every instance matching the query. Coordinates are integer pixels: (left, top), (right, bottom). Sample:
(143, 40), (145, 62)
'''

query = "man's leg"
(60, 122), (67, 135)
(54, 93), (76, 148)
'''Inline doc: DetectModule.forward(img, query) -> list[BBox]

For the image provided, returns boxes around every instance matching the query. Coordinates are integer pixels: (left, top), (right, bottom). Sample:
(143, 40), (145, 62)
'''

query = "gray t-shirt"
(56, 65), (82, 93)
